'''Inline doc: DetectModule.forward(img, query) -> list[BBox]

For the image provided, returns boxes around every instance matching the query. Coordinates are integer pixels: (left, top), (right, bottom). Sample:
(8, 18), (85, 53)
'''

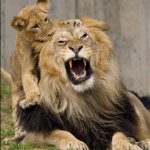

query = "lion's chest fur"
(16, 72), (138, 150)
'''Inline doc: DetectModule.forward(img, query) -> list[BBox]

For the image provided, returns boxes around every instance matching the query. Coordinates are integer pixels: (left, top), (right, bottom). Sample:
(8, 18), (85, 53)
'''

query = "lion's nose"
(69, 45), (83, 54)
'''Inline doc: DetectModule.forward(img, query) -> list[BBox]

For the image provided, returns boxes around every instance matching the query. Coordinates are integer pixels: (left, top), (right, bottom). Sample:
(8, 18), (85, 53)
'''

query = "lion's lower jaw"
(71, 76), (94, 92)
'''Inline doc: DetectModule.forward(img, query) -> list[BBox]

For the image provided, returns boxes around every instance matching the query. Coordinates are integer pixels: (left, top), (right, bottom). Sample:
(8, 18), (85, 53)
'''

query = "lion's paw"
(137, 139), (150, 150)
(112, 141), (142, 150)
(58, 139), (89, 150)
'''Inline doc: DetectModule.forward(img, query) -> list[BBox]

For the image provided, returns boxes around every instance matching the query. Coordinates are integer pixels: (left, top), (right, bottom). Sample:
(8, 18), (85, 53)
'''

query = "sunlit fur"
(20, 18), (150, 149)
(39, 18), (124, 121)
(71, 76), (94, 92)
(3, 0), (52, 144)
(11, 0), (52, 109)
(38, 18), (150, 144)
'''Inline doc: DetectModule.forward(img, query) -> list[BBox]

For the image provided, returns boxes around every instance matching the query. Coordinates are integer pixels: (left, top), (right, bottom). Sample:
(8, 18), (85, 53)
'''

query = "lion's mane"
(17, 18), (138, 150)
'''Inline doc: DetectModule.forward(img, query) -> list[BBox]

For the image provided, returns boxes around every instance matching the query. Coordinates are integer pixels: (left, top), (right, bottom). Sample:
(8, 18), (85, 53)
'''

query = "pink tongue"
(70, 59), (87, 80)
(72, 60), (85, 75)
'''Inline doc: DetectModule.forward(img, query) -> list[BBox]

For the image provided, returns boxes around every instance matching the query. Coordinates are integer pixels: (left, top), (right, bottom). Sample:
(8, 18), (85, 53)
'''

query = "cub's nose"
(69, 45), (83, 54)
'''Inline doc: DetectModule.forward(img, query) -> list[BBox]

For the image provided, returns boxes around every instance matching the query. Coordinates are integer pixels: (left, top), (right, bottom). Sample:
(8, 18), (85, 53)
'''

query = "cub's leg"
(2, 84), (26, 144)
(111, 132), (142, 150)
(19, 50), (40, 109)
(2, 133), (25, 144)
(19, 72), (40, 109)
(22, 129), (89, 150)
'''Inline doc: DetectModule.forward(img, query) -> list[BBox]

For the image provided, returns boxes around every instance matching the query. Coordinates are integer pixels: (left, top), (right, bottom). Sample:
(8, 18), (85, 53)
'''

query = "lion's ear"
(81, 18), (109, 31)
(36, 0), (49, 12)
(11, 16), (27, 31)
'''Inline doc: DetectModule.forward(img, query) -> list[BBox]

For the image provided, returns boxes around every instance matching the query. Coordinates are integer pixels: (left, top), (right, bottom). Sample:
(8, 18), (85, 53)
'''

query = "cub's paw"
(2, 137), (14, 145)
(19, 98), (38, 109)
(2, 134), (25, 144)
(64, 19), (82, 27)
(19, 93), (40, 109)
(58, 139), (89, 150)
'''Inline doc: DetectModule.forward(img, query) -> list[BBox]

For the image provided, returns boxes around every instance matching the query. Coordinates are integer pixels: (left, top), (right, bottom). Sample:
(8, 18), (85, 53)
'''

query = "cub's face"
(23, 9), (52, 42)
(11, 2), (52, 42)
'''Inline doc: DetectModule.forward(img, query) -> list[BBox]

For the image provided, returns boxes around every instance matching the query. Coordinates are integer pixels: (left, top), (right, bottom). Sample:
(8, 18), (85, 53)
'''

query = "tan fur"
(29, 18), (149, 149)
(22, 130), (89, 150)
(111, 132), (143, 150)
(11, 0), (52, 109)
(39, 18), (121, 118)
(2, 0), (52, 144)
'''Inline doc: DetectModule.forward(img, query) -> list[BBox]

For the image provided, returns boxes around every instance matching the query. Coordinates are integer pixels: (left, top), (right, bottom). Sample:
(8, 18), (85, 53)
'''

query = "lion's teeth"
(83, 59), (86, 66)
(69, 60), (72, 68)
(73, 58), (81, 60)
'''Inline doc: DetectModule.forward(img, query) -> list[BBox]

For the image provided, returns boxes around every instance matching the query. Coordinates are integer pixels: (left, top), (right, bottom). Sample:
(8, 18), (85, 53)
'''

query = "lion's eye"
(32, 24), (39, 29)
(81, 33), (88, 40)
(58, 40), (68, 45)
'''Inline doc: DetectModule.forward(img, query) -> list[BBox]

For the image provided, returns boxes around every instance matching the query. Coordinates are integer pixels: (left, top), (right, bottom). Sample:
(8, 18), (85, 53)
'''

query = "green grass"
(7, 144), (56, 150)
(1, 82), (56, 150)
(0, 82), (11, 100)
(1, 129), (15, 142)
(7, 143), (34, 150)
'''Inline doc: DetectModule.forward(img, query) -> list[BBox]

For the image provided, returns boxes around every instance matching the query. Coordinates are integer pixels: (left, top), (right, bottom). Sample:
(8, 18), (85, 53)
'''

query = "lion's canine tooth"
(69, 60), (72, 68)
(83, 59), (86, 66)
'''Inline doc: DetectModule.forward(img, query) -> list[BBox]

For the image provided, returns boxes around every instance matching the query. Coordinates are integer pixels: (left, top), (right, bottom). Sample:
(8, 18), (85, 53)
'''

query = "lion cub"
(2, 0), (52, 144)
(11, 0), (52, 110)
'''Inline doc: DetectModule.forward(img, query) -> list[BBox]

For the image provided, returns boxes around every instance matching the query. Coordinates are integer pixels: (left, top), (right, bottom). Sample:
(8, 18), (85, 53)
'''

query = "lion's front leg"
(22, 130), (89, 150)
(111, 132), (142, 150)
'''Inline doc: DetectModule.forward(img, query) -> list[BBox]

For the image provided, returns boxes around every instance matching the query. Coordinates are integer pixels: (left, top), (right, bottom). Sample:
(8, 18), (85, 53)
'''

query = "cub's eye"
(58, 40), (68, 45)
(81, 33), (88, 40)
(32, 24), (39, 29)
(45, 17), (48, 22)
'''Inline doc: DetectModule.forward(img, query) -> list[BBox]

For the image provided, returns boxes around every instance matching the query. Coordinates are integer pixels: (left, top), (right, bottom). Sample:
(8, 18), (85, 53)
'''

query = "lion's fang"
(83, 59), (86, 66)
(69, 60), (72, 68)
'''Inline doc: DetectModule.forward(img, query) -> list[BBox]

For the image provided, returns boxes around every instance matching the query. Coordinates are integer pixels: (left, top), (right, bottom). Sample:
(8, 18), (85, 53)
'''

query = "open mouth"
(65, 57), (93, 85)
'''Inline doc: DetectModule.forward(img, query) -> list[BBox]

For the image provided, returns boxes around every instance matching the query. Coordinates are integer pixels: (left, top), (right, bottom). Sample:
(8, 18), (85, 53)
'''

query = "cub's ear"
(11, 16), (27, 31)
(36, 0), (49, 12)
(81, 18), (108, 31)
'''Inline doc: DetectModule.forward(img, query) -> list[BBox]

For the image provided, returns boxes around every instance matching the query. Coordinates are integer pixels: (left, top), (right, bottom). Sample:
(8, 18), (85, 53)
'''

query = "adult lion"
(16, 18), (150, 150)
